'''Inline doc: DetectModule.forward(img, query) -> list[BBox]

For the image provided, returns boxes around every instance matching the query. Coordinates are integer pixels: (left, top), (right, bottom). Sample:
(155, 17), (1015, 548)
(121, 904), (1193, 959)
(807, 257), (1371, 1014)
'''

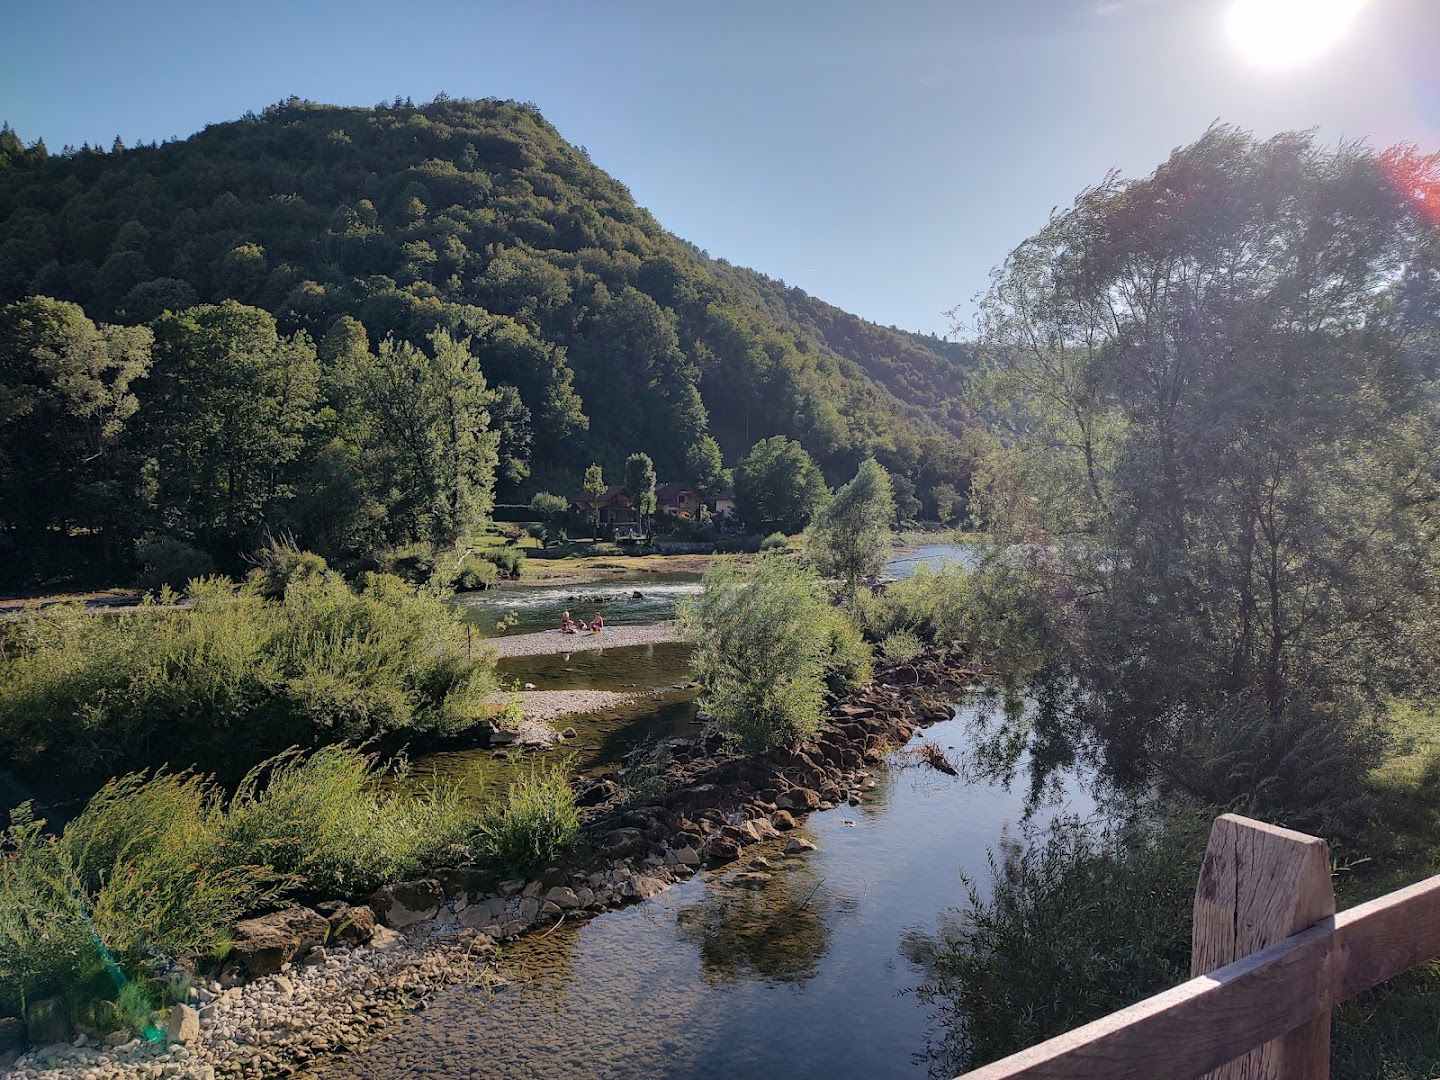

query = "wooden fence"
(958, 813), (1440, 1080)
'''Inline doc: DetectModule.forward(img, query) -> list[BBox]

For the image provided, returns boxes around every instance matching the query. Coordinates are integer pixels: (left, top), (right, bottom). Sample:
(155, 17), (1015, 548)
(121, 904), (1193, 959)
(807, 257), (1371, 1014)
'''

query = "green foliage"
(0, 99), (976, 587)
(453, 554), (499, 591)
(474, 760), (581, 873)
(858, 557), (1063, 684)
(759, 532), (790, 552)
(624, 451), (657, 522)
(220, 746), (476, 896)
(528, 491), (569, 520)
(0, 297), (151, 578)
(680, 557), (869, 751)
(480, 545), (525, 579)
(249, 535), (331, 599)
(973, 127), (1440, 780)
(905, 810), (1209, 1075)
(879, 629), (924, 665)
(0, 745), (479, 1020)
(807, 457), (896, 598)
(734, 436), (827, 534)
(0, 567), (497, 780)
(145, 302), (320, 547)
(135, 534), (215, 592)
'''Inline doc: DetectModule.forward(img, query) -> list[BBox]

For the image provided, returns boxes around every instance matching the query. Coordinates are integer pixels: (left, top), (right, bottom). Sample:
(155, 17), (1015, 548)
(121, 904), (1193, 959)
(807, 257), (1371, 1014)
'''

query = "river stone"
(629, 875), (667, 900)
(368, 880), (442, 929)
(165, 1004), (200, 1044)
(434, 866), (496, 902)
(785, 836), (818, 854)
(776, 787), (820, 812)
(673, 845), (702, 866)
(232, 906), (329, 974)
(519, 897), (541, 923)
(326, 903), (377, 944)
(545, 886), (582, 909)
(370, 926), (402, 951)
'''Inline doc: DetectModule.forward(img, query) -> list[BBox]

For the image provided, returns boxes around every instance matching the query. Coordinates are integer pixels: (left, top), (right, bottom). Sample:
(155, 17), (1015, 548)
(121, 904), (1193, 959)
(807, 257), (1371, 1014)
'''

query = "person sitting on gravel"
(559, 610), (578, 633)
(586, 612), (604, 632)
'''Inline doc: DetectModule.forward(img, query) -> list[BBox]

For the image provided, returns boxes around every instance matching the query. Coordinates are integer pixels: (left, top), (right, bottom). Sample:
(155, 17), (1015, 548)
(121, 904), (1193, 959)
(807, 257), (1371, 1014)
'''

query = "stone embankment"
(4, 651), (977, 1080)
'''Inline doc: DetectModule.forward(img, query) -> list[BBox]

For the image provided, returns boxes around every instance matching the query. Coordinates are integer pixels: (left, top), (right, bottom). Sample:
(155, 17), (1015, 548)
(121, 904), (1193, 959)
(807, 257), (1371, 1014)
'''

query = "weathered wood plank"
(957, 868), (1440, 1080)
(957, 922), (1335, 1080)
(1191, 814), (1335, 1079)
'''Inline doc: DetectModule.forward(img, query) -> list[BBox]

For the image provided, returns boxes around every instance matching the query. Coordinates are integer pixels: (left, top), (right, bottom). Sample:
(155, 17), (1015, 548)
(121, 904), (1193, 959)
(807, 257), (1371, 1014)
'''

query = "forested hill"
(0, 97), (975, 499)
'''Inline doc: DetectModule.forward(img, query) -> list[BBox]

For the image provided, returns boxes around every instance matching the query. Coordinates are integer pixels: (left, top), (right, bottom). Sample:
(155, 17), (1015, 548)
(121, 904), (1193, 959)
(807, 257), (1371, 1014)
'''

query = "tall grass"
(0, 745), (484, 1022)
(475, 761), (581, 874)
(0, 566), (498, 780)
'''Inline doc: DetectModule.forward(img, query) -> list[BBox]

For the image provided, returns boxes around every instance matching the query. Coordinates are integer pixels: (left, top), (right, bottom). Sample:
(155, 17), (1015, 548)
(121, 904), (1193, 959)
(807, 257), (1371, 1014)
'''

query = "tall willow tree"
(973, 127), (1440, 770)
(145, 301), (319, 547)
(356, 329), (500, 547)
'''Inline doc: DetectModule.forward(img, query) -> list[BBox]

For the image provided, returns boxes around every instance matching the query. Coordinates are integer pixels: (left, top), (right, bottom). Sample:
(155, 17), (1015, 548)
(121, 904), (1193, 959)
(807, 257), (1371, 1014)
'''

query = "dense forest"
(0, 97), (977, 588)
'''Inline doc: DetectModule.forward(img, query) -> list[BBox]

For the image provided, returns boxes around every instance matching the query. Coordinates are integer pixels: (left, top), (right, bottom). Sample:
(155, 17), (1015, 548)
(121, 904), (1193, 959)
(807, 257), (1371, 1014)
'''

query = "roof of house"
(655, 481), (699, 502)
(713, 488), (736, 501)
(571, 483), (631, 509)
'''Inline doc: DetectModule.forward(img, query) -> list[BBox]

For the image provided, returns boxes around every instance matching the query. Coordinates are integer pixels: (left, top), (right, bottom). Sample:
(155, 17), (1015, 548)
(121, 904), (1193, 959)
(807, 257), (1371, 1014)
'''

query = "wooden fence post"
(1191, 814), (1335, 1080)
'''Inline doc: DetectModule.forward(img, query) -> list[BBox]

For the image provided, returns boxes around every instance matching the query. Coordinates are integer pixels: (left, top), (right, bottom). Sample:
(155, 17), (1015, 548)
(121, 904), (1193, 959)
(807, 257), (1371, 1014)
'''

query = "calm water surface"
(326, 704), (1099, 1079)
(366, 541), (1057, 1077)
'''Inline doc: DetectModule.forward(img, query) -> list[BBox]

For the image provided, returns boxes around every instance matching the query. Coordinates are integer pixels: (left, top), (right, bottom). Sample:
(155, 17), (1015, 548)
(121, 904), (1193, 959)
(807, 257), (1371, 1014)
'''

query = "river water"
(323, 706), (1097, 1079)
(334, 542), (1107, 1078)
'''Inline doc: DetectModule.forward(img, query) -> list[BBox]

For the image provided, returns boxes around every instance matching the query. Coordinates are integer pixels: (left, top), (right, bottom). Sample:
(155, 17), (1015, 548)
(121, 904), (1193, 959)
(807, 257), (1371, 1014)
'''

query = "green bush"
(880, 629), (924, 665)
(135, 535), (215, 592)
(0, 568), (498, 779)
(480, 546), (525, 579)
(759, 532), (790, 552)
(680, 557), (869, 751)
(528, 492), (569, 521)
(904, 810), (1208, 1075)
(220, 746), (477, 896)
(453, 555), (499, 591)
(474, 761), (580, 873)
(249, 536), (332, 599)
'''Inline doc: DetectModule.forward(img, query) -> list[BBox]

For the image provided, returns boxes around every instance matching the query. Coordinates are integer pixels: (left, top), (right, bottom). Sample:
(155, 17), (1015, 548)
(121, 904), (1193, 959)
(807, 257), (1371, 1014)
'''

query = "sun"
(1224, 0), (1369, 71)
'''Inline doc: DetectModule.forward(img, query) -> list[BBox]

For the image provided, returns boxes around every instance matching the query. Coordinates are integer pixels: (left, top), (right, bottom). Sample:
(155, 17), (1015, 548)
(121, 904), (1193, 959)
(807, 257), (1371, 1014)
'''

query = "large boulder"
(232, 906), (329, 975)
(368, 879), (442, 929)
(165, 1003), (200, 1044)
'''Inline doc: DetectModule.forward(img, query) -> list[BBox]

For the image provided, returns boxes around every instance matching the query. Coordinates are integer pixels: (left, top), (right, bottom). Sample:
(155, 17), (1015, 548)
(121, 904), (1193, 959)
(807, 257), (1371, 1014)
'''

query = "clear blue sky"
(3, 0), (1436, 336)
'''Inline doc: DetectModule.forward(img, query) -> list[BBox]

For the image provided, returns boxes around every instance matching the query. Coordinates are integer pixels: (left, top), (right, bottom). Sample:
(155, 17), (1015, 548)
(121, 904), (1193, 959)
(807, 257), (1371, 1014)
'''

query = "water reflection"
(675, 842), (849, 986)
(318, 704), (1104, 1079)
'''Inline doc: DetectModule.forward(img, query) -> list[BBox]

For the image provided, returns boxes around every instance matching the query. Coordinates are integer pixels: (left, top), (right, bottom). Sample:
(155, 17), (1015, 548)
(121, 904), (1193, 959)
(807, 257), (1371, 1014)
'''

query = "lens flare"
(1381, 146), (1440, 229)
(1224, 0), (1369, 71)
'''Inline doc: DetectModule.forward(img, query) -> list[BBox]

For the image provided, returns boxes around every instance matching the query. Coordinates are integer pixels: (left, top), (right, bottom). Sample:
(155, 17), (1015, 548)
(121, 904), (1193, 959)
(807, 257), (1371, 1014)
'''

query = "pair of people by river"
(560, 610), (604, 634)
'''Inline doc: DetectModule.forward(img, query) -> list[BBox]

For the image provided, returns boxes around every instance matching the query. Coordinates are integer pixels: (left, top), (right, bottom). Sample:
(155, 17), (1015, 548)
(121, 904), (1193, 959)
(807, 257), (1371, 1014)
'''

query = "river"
(331, 541), (1109, 1078)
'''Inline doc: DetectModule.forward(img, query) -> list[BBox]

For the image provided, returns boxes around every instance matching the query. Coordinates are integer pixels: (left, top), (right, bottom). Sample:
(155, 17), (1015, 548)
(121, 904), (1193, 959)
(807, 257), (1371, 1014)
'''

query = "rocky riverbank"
(2, 650), (977, 1080)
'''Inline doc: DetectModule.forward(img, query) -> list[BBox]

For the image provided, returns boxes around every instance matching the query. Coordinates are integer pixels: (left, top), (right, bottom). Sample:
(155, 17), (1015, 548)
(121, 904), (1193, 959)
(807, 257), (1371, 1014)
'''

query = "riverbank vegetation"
(902, 128), (1440, 1077)
(0, 559), (498, 783)
(0, 744), (586, 1033)
(680, 557), (871, 751)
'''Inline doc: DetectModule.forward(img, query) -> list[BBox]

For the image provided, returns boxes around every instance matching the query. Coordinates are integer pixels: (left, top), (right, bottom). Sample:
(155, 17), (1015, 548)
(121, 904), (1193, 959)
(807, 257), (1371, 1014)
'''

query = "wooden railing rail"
(958, 813), (1440, 1080)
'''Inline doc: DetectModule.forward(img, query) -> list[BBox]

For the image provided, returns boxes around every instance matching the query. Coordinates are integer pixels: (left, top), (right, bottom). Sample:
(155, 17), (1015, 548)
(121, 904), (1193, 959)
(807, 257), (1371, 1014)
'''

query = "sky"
(2, 0), (1438, 337)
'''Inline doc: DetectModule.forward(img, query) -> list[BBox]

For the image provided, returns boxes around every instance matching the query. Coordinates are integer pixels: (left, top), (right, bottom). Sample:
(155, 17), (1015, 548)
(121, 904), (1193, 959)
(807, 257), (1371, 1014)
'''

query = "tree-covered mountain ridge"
(0, 96), (976, 497)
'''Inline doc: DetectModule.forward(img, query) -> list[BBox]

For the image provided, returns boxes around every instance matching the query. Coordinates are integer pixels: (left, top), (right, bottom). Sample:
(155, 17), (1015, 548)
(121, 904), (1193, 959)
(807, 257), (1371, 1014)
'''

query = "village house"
(711, 487), (736, 518)
(655, 481), (703, 519)
(569, 484), (637, 525)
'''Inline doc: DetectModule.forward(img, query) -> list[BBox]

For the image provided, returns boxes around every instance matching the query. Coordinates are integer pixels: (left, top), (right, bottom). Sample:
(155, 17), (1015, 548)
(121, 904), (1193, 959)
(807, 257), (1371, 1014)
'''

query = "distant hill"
(0, 97), (974, 498)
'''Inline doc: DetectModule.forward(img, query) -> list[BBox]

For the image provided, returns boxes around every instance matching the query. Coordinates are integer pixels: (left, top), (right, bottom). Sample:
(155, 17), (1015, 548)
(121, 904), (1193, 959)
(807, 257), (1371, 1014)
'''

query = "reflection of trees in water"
(959, 682), (1107, 816)
(674, 852), (850, 986)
